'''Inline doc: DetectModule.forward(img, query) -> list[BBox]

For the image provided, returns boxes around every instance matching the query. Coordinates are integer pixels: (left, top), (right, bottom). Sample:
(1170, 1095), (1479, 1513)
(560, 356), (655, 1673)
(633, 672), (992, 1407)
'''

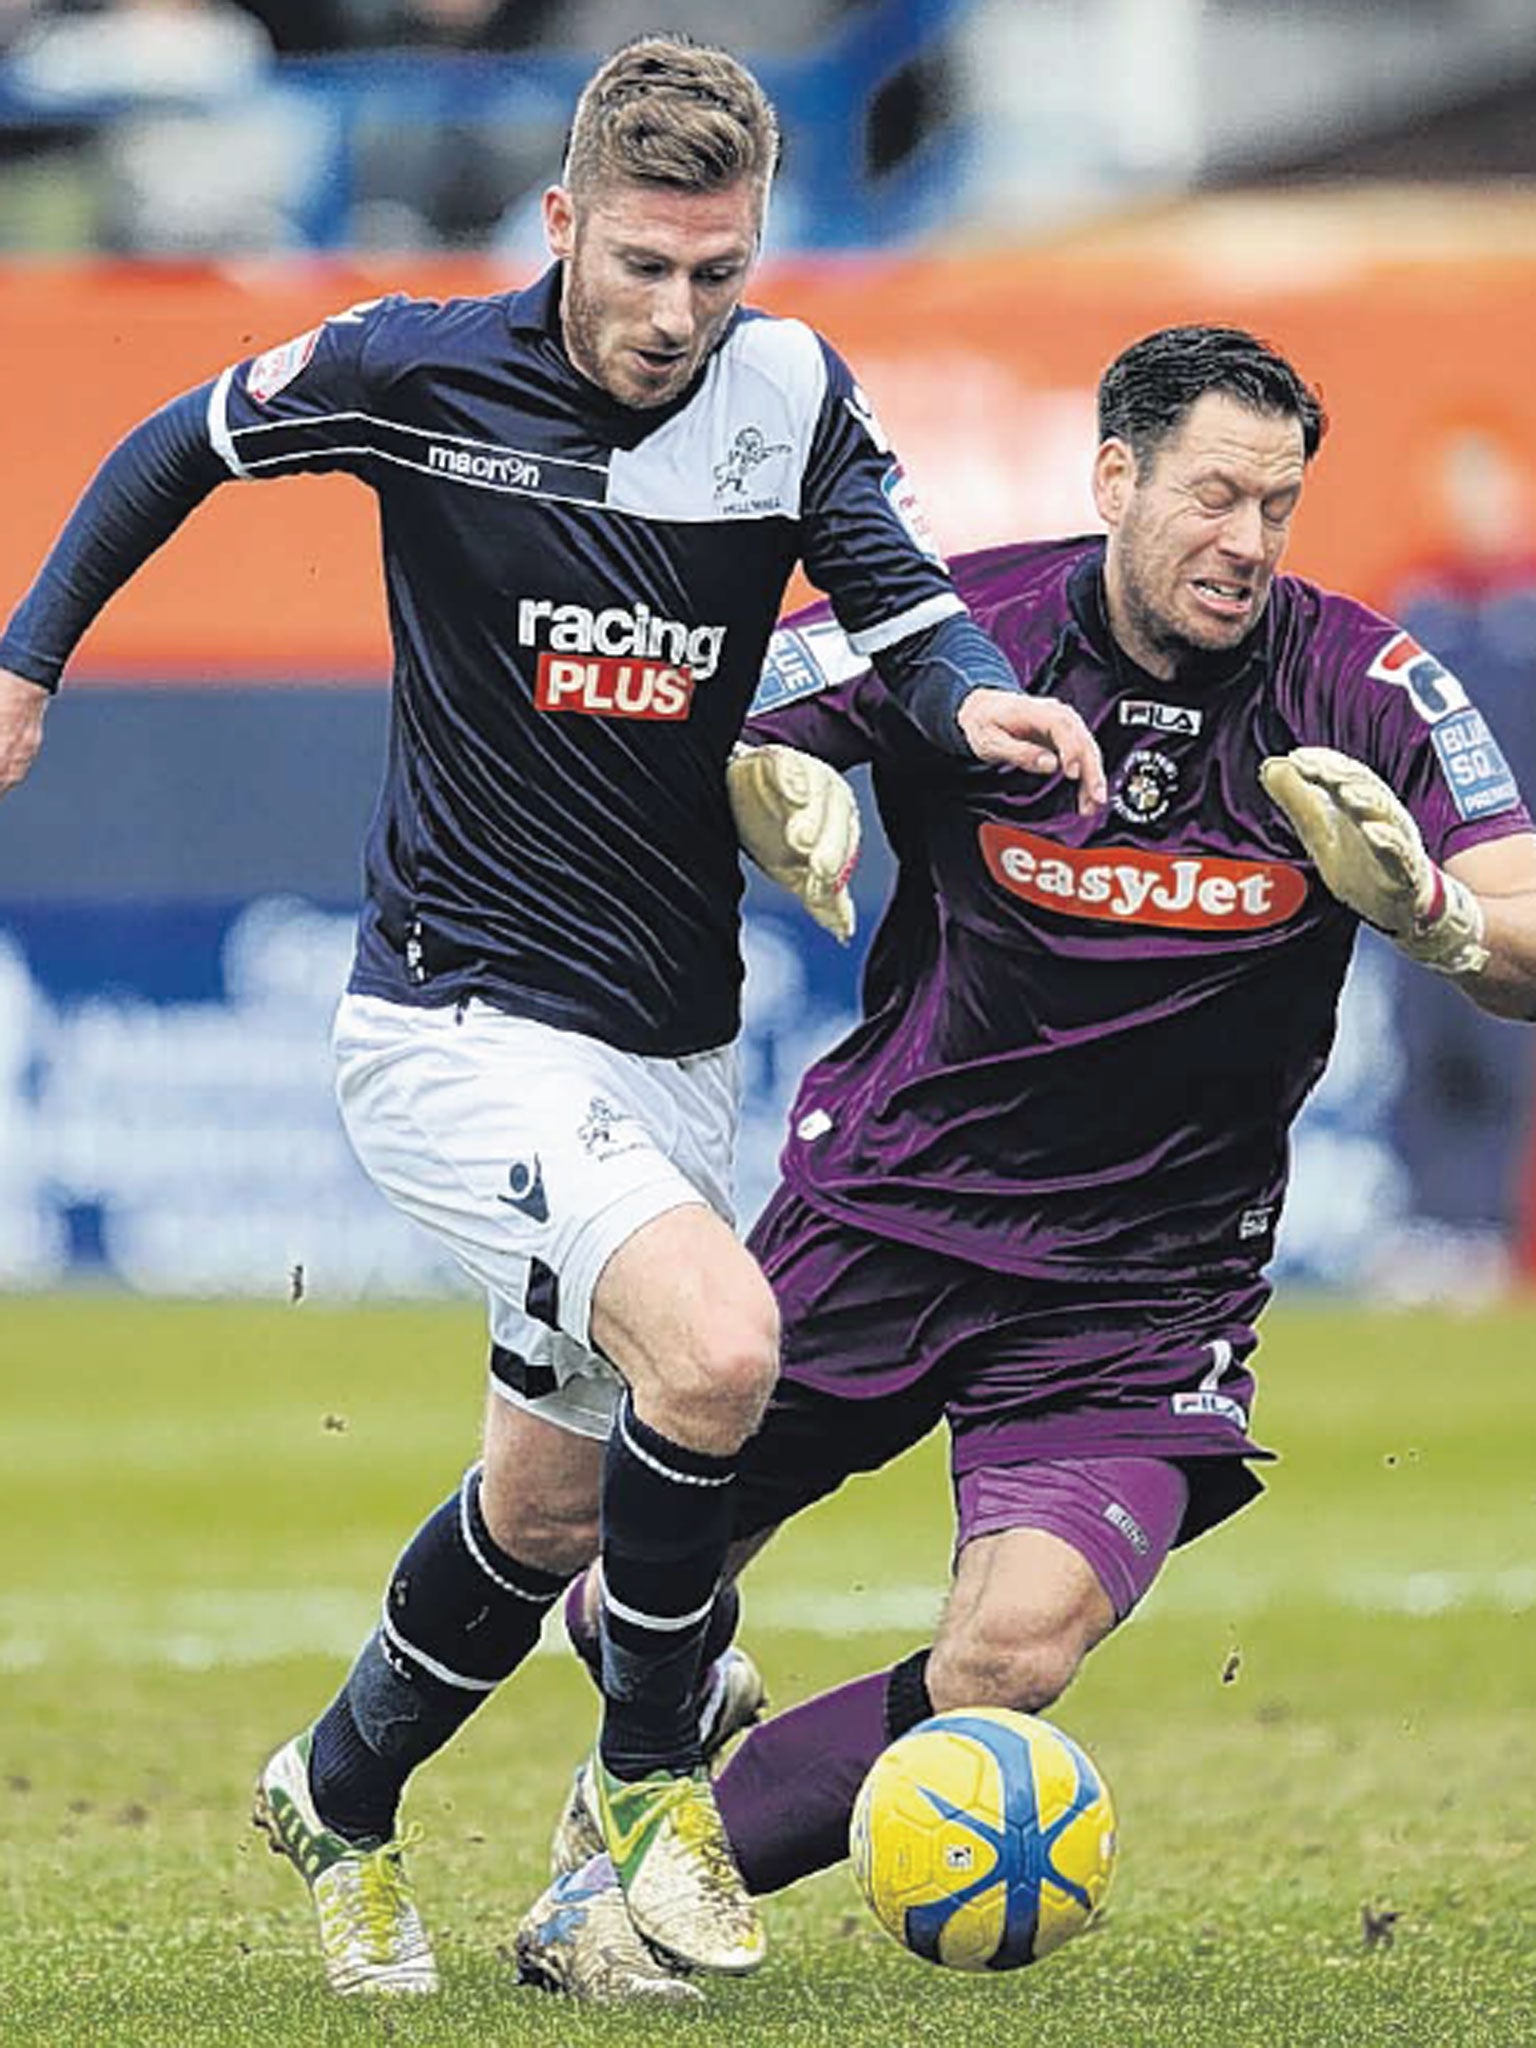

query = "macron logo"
(427, 443), (542, 490)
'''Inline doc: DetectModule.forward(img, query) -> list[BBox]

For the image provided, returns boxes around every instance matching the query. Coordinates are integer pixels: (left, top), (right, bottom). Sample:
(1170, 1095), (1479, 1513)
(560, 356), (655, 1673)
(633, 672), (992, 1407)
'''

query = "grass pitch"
(3, 1293), (1534, 2046)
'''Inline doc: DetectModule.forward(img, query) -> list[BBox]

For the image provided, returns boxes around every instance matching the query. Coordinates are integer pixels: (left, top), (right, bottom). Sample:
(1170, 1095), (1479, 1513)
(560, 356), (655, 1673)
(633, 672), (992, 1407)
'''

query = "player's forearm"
(871, 612), (1018, 754)
(1453, 890), (1536, 1020)
(0, 384), (226, 689)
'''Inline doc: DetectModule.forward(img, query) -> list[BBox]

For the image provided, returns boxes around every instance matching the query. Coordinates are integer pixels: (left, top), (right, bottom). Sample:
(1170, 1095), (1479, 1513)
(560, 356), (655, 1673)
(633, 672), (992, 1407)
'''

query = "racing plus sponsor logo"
(520, 598), (725, 721)
(428, 443), (542, 490)
(1367, 630), (1469, 723)
(979, 822), (1309, 931)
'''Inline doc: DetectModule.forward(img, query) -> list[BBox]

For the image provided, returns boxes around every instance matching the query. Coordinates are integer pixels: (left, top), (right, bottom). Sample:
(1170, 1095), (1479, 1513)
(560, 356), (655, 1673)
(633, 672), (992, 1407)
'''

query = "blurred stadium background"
(2, 0), (1536, 1306)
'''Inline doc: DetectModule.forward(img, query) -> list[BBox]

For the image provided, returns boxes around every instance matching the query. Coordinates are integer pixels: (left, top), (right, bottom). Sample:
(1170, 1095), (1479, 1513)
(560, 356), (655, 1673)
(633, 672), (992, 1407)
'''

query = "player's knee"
(663, 1304), (779, 1449)
(480, 1488), (598, 1577)
(927, 1615), (1089, 1716)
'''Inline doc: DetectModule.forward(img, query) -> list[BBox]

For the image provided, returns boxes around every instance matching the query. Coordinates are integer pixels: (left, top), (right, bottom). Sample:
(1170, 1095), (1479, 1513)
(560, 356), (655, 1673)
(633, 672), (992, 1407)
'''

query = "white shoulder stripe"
(606, 315), (827, 524)
(207, 367), (245, 478)
(848, 591), (966, 657)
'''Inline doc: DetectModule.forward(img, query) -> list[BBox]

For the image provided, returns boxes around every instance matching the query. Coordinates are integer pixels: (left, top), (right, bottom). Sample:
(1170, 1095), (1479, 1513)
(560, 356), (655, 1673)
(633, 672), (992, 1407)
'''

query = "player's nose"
(1215, 499), (1266, 564)
(647, 273), (697, 346)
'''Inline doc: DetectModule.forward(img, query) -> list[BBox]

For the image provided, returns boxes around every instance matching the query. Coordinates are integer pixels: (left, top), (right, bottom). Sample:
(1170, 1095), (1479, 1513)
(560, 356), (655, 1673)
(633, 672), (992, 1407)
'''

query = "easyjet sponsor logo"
(534, 653), (695, 720)
(979, 822), (1308, 930)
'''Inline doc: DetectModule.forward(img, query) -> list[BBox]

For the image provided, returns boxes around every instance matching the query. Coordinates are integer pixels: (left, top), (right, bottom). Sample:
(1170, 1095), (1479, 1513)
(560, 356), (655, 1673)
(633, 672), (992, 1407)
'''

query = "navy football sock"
(566, 1570), (741, 1699)
(596, 1393), (737, 1780)
(309, 1466), (571, 1841)
(714, 1652), (934, 1893)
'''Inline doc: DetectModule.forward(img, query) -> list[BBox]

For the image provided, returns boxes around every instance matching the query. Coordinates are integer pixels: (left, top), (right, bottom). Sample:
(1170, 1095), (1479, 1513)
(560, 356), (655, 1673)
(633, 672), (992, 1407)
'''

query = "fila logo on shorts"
(979, 823), (1308, 931)
(519, 598), (727, 722)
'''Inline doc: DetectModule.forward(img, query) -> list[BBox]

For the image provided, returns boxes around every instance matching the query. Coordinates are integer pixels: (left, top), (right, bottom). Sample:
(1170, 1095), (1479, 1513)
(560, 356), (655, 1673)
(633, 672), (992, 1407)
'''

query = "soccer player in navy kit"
(0, 34), (1106, 1998)
(520, 324), (1536, 2001)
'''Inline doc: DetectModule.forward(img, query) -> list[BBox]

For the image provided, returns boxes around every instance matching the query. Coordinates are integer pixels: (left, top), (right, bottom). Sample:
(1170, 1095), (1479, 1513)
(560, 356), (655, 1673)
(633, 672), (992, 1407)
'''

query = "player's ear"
(1092, 437), (1134, 527)
(543, 184), (576, 260)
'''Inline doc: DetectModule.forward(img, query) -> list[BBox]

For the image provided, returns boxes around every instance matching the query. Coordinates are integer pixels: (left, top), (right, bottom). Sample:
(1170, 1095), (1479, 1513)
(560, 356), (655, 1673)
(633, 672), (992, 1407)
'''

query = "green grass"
(3, 1295), (1534, 2045)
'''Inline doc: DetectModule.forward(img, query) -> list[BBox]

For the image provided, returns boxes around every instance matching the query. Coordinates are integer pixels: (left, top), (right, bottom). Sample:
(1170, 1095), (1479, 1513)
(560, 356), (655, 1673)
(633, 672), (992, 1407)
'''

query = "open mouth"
(1190, 577), (1253, 617)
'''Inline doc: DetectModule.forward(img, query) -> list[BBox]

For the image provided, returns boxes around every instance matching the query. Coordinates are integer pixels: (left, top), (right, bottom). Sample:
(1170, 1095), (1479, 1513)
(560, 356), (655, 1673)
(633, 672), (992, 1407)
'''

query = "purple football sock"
(714, 1669), (890, 1893)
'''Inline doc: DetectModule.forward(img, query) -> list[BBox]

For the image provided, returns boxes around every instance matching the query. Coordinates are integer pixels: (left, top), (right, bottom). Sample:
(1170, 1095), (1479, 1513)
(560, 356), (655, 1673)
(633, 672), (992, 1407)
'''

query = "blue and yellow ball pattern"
(849, 1707), (1117, 1971)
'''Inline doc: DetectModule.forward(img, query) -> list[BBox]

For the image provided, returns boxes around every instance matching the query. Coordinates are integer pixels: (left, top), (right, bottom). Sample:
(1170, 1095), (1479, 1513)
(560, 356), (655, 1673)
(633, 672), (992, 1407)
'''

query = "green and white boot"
(550, 1644), (766, 1878)
(589, 1753), (765, 1975)
(252, 1731), (437, 1996)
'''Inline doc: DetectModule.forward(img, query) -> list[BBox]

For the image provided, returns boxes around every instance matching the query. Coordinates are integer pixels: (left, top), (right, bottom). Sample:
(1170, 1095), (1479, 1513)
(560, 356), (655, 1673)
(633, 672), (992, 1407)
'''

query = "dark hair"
(564, 34), (780, 203)
(1097, 325), (1327, 466)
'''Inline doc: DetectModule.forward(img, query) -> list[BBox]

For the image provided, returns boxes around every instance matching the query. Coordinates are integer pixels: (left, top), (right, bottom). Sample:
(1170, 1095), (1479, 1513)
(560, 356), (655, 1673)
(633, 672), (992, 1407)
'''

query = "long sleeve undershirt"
(0, 383), (226, 689)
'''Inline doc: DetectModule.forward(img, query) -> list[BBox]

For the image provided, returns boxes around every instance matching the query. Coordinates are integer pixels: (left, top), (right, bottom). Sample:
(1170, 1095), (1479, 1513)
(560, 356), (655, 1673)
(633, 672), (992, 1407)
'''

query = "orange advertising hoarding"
(3, 224), (1535, 682)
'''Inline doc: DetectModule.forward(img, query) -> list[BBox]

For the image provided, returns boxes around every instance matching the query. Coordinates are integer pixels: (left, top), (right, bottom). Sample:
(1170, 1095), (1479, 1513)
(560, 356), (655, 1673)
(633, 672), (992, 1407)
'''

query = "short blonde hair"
(563, 35), (780, 205)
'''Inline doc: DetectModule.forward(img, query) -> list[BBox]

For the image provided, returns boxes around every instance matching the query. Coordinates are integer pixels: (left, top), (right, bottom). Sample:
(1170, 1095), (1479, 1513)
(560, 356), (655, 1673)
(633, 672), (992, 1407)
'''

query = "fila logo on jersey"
(520, 599), (725, 721)
(1119, 699), (1203, 736)
(1367, 630), (1469, 723)
(979, 822), (1308, 930)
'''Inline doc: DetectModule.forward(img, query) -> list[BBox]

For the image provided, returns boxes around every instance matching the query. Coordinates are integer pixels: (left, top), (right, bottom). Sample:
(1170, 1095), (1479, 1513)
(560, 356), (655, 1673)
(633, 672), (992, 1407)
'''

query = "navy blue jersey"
(207, 271), (961, 1053)
(746, 539), (1532, 1282)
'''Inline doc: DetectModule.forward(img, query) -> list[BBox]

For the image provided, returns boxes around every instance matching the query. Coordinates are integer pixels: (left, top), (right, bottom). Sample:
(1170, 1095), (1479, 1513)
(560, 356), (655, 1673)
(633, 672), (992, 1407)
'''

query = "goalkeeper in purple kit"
(519, 322), (1536, 2002)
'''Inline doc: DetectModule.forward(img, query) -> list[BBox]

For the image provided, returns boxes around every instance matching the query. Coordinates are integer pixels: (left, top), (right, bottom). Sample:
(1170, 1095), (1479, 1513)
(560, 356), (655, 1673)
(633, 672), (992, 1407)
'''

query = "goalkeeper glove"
(727, 742), (860, 942)
(1260, 744), (1488, 975)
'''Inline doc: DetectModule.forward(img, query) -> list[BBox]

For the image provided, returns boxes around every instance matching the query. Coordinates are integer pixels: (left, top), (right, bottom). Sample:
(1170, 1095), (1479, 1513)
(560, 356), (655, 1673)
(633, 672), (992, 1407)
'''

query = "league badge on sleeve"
(751, 617), (866, 715)
(882, 465), (944, 564)
(1432, 707), (1520, 821)
(246, 327), (322, 404)
(1367, 630), (1469, 723)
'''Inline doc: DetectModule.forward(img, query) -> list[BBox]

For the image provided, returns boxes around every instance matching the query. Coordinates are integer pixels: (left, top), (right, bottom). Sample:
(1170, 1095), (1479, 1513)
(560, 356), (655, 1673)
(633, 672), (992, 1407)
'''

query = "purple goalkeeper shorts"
(732, 1185), (1273, 1579)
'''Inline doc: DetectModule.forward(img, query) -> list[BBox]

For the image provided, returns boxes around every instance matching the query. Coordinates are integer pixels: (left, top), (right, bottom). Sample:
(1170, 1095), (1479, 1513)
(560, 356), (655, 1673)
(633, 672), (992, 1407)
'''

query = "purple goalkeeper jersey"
(745, 537), (1531, 1283)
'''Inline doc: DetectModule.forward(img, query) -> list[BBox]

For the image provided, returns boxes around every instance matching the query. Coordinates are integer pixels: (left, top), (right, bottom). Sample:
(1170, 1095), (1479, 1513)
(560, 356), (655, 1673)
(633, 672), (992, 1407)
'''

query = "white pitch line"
(2, 1567), (1534, 1671)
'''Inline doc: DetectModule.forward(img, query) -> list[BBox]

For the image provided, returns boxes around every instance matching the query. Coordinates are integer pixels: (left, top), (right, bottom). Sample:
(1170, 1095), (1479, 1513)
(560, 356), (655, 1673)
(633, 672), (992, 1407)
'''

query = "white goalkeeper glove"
(727, 742), (860, 942)
(1259, 744), (1488, 975)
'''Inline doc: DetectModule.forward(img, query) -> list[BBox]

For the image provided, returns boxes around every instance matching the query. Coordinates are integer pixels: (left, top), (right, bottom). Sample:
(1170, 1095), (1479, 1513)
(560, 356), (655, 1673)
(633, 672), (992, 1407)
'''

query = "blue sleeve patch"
(750, 619), (866, 717)
(750, 629), (828, 716)
(1431, 707), (1521, 820)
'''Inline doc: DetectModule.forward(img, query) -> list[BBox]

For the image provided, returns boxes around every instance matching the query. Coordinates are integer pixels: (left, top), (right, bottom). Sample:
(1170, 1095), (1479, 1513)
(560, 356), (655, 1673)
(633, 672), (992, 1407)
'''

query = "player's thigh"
(928, 1457), (1189, 1711)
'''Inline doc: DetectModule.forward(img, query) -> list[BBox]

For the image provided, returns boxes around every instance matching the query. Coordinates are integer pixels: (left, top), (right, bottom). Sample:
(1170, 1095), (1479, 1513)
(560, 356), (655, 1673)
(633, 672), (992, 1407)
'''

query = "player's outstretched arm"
(1261, 744), (1536, 1019)
(872, 613), (1106, 816)
(0, 669), (49, 798)
(727, 742), (860, 942)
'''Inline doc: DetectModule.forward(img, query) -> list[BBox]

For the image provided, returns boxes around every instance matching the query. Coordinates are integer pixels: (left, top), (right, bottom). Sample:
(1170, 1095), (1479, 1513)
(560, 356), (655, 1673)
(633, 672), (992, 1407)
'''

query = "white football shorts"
(332, 992), (740, 1438)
